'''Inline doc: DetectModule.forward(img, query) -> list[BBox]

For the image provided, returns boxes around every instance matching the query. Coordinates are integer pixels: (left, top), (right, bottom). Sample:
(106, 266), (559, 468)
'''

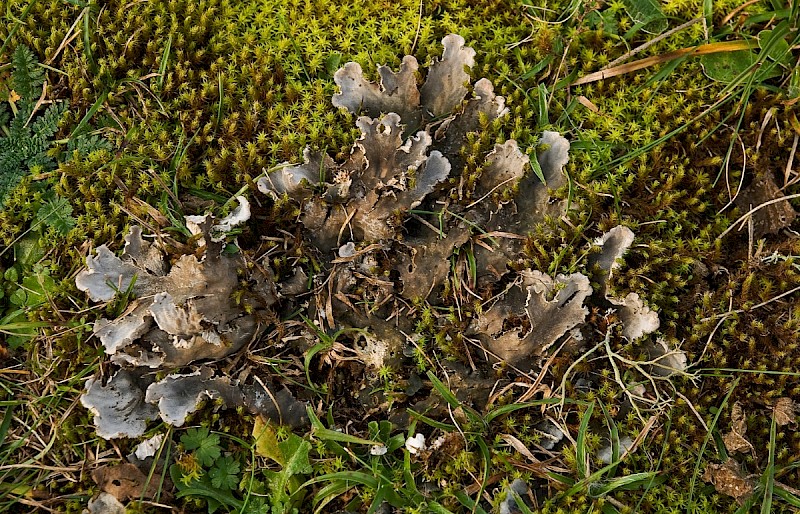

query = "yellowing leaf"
(253, 416), (283, 465)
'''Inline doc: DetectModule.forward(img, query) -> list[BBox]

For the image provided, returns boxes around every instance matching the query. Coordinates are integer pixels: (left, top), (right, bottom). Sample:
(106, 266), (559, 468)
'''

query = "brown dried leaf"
(734, 173), (797, 239)
(774, 397), (797, 426)
(722, 402), (753, 454)
(702, 459), (754, 504)
(500, 433), (539, 463)
(92, 463), (165, 502)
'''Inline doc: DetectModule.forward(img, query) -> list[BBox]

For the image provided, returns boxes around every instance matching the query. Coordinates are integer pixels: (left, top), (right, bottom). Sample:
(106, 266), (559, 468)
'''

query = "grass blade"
(688, 377), (740, 509)
(307, 407), (382, 447)
(157, 35), (172, 91)
(576, 402), (594, 479)
(773, 485), (800, 508)
(761, 412), (777, 514)
(591, 472), (661, 496)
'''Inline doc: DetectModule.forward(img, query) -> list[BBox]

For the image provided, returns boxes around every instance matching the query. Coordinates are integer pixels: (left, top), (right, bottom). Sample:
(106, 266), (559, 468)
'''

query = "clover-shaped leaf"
(181, 427), (222, 467)
(209, 456), (240, 491)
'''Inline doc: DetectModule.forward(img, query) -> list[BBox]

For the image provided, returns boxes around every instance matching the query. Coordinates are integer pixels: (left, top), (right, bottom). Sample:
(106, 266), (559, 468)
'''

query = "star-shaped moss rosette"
(78, 202), (306, 439)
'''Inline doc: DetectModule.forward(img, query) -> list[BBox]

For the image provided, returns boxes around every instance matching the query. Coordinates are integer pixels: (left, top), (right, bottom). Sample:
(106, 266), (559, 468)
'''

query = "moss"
(2, 0), (800, 511)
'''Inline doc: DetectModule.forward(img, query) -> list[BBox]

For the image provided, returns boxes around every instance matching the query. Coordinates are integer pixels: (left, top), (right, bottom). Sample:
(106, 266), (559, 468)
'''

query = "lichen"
(77, 212), (308, 438)
(76, 212), (271, 368)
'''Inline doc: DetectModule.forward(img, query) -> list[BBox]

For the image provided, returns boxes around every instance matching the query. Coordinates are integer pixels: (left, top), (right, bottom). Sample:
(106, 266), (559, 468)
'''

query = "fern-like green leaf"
(67, 133), (113, 157)
(0, 103), (9, 132)
(11, 45), (45, 101)
(0, 100), (67, 206)
(36, 195), (76, 235)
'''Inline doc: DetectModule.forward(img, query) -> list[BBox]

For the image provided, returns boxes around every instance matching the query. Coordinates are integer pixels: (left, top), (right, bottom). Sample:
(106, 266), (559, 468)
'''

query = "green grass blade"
(303, 471), (379, 489)
(69, 89), (108, 138)
(454, 490), (488, 514)
(519, 54), (554, 81)
(157, 35), (172, 91)
(407, 409), (456, 431)
(591, 472), (661, 496)
(773, 486), (800, 508)
(82, 6), (97, 74)
(761, 413), (777, 514)
(510, 490), (535, 514)
(426, 371), (482, 425)
(312, 480), (351, 514)
(688, 377), (740, 509)
(0, 0), (39, 58)
(484, 398), (567, 424)
(473, 437), (491, 514)
(576, 402), (594, 479)
(307, 407), (382, 446)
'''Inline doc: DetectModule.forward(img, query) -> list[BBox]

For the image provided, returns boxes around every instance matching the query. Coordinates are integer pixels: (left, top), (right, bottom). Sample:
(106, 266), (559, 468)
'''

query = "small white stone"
(338, 242), (356, 258)
(370, 444), (388, 456)
(405, 433), (426, 455)
(598, 436), (634, 464)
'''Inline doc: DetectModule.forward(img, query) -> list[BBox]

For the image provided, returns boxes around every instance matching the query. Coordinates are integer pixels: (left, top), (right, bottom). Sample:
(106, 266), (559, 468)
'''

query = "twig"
(720, 0), (761, 26)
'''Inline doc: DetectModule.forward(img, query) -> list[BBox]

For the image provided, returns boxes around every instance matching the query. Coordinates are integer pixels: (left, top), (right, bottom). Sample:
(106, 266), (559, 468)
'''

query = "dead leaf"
(92, 463), (165, 502)
(722, 402), (753, 454)
(734, 173), (797, 239)
(500, 433), (539, 463)
(774, 397), (797, 426)
(702, 459), (754, 504)
(253, 417), (283, 463)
